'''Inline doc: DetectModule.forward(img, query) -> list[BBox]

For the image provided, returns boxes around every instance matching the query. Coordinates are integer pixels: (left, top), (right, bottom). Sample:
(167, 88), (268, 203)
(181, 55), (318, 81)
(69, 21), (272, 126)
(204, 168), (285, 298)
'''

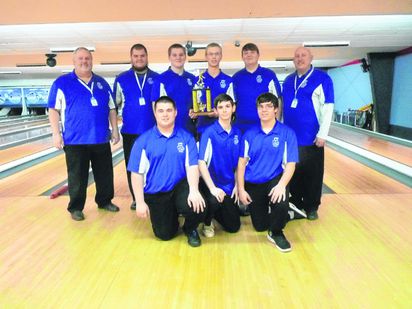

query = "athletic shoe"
(98, 203), (120, 212)
(307, 210), (319, 221)
(70, 210), (85, 221)
(288, 202), (307, 220)
(202, 222), (215, 238)
(186, 230), (201, 247)
(267, 231), (292, 252)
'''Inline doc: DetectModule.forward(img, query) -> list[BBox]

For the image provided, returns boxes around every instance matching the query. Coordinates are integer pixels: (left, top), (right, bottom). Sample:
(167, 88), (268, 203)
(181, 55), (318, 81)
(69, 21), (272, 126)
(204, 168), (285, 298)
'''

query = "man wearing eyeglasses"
(237, 92), (298, 252)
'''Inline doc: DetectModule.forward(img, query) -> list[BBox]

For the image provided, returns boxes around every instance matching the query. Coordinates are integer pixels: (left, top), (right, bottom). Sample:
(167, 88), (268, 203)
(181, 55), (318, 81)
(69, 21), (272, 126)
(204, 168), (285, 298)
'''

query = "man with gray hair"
(282, 47), (335, 220)
(48, 47), (120, 221)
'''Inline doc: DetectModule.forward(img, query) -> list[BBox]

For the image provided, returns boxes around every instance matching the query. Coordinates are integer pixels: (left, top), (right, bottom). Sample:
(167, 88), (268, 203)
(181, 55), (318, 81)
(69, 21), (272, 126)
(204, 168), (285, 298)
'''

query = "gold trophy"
(192, 72), (213, 116)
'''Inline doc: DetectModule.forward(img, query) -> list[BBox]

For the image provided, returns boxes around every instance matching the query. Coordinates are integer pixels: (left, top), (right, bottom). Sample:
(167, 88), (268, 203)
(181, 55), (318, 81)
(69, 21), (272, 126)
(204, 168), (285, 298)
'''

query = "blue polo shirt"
(196, 70), (234, 134)
(198, 121), (241, 195)
(282, 67), (334, 146)
(127, 125), (198, 194)
(240, 122), (299, 183)
(232, 66), (281, 132)
(114, 68), (159, 135)
(48, 71), (115, 145)
(151, 68), (197, 135)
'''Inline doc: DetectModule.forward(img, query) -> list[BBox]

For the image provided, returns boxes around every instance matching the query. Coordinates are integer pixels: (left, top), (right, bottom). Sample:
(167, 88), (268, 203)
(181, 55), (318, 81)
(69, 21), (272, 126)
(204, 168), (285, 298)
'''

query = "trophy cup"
(192, 72), (213, 116)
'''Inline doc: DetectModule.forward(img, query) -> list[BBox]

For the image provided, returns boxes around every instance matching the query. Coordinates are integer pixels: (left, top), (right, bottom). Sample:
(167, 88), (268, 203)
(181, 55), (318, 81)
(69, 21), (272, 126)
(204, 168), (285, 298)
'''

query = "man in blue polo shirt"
(232, 43), (282, 133)
(128, 96), (206, 247)
(114, 43), (159, 210)
(48, 47), (120, 221)
(151, 43), (197, 135)
(192, 43), (234, 137)
(237, 92), (298, 252)
(198, 93), (241, 237)
(282, 47), (334, 220)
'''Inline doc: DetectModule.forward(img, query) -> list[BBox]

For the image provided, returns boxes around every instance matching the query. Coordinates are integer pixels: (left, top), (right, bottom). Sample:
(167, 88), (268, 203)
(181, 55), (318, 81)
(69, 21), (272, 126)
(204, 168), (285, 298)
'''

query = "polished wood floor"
(0, 130), (411, 308)
(329, 124), (412, 166)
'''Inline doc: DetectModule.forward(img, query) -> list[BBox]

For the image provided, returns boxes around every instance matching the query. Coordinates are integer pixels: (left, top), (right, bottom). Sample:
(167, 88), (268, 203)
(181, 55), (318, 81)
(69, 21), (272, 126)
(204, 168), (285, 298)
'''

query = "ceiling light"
(50, 46), (96, 53)
(16, 63), (47, 67)
(100, 61), (130, 65)
(303, 41), (350, 47)
(0, 71), (22, 74)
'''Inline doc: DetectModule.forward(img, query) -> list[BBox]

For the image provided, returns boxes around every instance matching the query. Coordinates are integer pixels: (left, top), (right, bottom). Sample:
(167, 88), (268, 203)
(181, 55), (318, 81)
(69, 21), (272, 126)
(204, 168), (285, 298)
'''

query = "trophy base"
(193, 111), (215, 117)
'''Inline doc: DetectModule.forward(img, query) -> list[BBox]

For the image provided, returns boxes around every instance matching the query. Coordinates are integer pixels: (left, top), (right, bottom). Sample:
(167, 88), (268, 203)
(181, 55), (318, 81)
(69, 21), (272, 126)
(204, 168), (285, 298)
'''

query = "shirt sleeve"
(285, 128), (299, 164)
(186, 135), (199, 166)
(317, 75), (335, 139)
(47, 81), (60, 109)
(198, 130), (212, 164)
(239, 133), (250, 159)
(127, 137), (149, 174)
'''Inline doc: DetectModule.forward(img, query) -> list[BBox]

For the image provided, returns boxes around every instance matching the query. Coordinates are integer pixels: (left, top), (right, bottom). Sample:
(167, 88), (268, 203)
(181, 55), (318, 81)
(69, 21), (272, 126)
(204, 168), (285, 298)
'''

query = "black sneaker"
(288, 202), (307, 220)
(267, 231), (291, 252)
(130, 201), (136, 210)
(98, 203), (120, 212)
(307, 210), (319, 221)
(186, 230), (201, 247)
(70, 210), (85, 221)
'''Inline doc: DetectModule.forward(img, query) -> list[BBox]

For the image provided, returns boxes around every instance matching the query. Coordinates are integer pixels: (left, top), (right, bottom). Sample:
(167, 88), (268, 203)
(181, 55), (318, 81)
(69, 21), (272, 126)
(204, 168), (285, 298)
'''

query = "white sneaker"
(202, 223), (215, 238)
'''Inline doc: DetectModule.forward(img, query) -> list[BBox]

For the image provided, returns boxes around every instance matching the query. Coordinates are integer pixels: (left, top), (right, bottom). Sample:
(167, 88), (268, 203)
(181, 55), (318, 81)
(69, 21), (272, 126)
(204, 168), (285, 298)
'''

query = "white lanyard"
(77, 78), (94, 97)
(134, 72), (147, 97)
(294, 66), (314, 98)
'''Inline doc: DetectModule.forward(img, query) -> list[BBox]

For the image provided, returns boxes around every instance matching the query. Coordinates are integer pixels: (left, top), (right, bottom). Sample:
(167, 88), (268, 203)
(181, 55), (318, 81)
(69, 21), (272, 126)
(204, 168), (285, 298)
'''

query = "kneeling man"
(237, 93), (298, 252)
(128, 96), (206, 247)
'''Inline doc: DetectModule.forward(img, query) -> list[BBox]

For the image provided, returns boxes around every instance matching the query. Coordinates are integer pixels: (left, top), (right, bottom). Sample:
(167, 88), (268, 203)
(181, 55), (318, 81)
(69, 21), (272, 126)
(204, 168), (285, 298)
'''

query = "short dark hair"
(242, 43), (259, 55)
(214, 93), (234, 107)
(154, 96), (176, 110)
(256, 92), (279, 108)
(130, 43), (148, 56)
(168, 43), (186, 57)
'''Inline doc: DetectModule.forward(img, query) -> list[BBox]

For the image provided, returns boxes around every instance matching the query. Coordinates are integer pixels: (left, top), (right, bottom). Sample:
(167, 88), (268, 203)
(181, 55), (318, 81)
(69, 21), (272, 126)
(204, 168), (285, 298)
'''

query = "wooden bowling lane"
(0, 192), (411, 308)
(329, 124), (412, 166)
(0, 119), (49, 133)
(324, 146), (412, 194)
(0, 136), (52, 165)
(0, 142), (123, 197)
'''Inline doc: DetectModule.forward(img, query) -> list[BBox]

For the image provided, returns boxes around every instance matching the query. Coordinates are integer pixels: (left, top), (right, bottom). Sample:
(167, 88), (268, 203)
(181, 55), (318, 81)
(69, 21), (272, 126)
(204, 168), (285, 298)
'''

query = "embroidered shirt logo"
(272, 137), (279, 148)
(256, 75), (262, 83)
(300, 80), (307, 88)
(233, 135), (239, 145)
(187, 79), (193, 86)
(147, 77), (154, 85)
(220, 80), (226, 88)
(177, 142), (185, 153)
(97, 82), (103, 89)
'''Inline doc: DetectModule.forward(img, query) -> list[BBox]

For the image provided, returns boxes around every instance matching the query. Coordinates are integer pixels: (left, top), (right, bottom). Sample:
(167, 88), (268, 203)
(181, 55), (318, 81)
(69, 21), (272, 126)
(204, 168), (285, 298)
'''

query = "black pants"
(122, 133), (139, 201)
(289, 145), (324, 213)
(144, 180), (206, 241)
(245, 174), (290, 234)
(64, 143), (114, 212)
(200, 180), (240, 233)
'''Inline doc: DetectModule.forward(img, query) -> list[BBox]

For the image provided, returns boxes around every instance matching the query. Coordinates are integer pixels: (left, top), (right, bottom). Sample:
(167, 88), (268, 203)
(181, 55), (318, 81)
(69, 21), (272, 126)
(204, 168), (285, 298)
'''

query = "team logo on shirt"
(147, 78), (154, 85)
(177, 142), (185, 153)
(233, 135), (239, 145)
(256, 75), (263, 83)
(187, 79), (193, 86)
(220, 80), (226, 88)
(300, 80), (308, 88)
(272, 137), (279, 148)
(97, 82), (103, 89)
